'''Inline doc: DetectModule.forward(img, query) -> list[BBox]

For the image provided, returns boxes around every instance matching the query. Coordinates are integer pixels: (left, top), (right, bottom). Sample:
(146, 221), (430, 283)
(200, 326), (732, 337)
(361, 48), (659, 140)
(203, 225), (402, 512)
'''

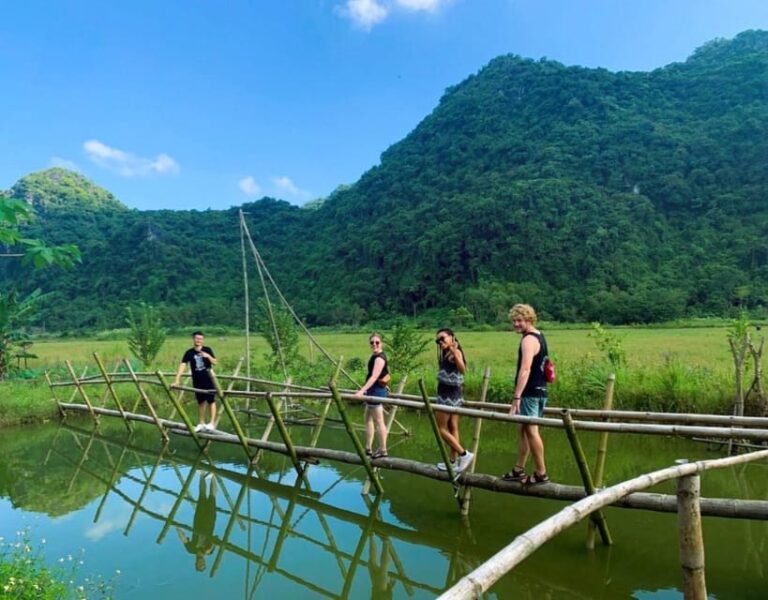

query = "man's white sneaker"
(437, 460), (457, 472)
(456, 451), (475, 473)
(205, 423), (216, 431)
(194, 423), (205, 433)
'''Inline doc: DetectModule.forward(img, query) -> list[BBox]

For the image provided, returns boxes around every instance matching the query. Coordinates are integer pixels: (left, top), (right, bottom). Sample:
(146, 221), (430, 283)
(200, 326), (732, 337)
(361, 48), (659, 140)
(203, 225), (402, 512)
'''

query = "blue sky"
(2, 0), (767, 210)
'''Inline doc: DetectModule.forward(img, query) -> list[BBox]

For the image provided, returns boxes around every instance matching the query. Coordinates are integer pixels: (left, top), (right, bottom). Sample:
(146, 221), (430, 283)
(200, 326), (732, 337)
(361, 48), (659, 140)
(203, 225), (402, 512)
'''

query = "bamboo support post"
(560, 410), (612, 546)
(267, 478), (303, 571)
(209, 371), (253, 461)
(676, 460), (707, 600)
(460, 366), (490, 516)
(123, 360), (169, 444)
(587, 372), (616, 549)
(418, 379), (460, 489)
(386, 375), (407, 431)
(45, 371), (66, 418)
(263, 391), (304, 478)
(329, 381), (384, 494)
(156, 371), (204, 450)
(93, 353), (132, 433)
(67, 428), (96, 492)
(65, 360), (99, 423)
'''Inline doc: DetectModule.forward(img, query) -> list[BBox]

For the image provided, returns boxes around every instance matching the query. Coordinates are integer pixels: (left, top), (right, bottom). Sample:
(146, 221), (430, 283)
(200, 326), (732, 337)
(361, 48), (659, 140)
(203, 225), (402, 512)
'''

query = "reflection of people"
(505, 304), (550, 485)
(354, 333), (389, 459)
(434, 328), (473, 473)
(173, 331), (218, 432)
(176, 473), (217, 572)
(367, 537), (394, 600)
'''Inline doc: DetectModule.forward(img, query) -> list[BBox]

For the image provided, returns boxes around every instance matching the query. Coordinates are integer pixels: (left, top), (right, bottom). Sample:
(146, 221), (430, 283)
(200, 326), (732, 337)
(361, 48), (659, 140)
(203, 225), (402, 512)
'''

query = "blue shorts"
(366, 385), (388, 407)
(520, 396), (547, 418)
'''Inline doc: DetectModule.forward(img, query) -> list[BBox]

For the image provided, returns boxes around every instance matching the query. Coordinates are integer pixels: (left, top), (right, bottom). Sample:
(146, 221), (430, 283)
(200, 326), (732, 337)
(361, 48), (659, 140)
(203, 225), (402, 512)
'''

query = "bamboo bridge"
(44, 351), (768, 598)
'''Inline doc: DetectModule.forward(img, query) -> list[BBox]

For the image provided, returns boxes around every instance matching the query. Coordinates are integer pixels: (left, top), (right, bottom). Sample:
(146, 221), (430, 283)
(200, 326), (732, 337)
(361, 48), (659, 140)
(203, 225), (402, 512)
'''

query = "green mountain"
(2, 30), (768, 330)
(6, 168), (126, 212)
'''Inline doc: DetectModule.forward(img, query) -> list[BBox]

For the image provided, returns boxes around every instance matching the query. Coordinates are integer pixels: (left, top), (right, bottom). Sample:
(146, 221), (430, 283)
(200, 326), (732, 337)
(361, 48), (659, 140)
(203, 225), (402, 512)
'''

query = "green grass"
(0, 529), (117, 599)
(1, 325), (751, 425)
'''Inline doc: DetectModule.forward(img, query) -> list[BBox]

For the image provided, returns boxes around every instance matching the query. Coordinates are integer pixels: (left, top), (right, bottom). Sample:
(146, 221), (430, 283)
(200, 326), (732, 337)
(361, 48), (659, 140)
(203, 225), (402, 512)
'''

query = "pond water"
(0, 410), (766, 599)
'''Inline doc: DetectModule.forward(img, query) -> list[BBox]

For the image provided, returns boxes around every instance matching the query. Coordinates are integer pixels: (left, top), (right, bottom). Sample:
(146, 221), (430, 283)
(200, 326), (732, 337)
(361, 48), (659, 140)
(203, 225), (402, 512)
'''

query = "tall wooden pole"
(239, 210), (252, 394)
(676, 459), (707, 599)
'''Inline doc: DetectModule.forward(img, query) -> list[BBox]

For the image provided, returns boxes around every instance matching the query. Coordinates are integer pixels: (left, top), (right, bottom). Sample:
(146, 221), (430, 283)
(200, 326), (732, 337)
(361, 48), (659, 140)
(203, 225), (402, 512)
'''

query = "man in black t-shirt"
(173, 331), (218, 432)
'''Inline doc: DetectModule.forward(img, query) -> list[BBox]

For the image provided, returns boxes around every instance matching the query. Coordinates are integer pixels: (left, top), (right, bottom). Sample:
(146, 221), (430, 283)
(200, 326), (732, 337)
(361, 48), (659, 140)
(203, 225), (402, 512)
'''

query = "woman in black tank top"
(354, 332), (390, 458)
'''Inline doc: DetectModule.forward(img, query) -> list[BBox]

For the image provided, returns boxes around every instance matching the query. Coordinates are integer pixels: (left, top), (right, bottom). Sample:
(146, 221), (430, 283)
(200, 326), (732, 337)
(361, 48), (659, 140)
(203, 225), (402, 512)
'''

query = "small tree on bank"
(126, 302), (166, 368)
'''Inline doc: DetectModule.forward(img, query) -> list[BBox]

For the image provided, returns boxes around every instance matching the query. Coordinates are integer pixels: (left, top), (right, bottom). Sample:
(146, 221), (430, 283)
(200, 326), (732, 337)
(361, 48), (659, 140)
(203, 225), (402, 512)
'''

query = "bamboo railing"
(439, 448), (768, 599)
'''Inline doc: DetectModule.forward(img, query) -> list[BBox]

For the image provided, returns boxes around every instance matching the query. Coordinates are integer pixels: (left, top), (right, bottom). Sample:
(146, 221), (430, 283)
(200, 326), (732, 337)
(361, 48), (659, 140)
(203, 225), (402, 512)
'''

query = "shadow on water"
(0, 413), (767, 599)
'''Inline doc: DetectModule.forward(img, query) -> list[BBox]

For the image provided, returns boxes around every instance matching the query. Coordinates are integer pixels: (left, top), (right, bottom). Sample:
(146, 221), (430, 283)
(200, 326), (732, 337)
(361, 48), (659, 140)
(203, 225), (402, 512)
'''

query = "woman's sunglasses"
(435, 336), (448, 345)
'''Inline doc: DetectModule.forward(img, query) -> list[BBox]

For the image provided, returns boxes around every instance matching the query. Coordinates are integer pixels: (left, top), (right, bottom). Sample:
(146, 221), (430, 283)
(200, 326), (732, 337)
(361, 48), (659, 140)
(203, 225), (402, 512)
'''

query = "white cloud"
(395, 0), (442, 11)
(49, 156), (80, 172)
(83, 139), (179, 177)
(239, 176), (261, 197)
(272, 176), (312, 202)
(336, 0), (389, 30)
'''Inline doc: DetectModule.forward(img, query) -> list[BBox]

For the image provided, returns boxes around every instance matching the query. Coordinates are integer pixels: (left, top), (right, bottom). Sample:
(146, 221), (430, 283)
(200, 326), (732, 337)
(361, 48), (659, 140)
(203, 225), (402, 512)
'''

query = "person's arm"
(449, 341), (466, 374)
(172, 361), (187, 387)
(175, 527), (189, 543)
(354, 357), (386, 397)
(509, 335), (540, 415)
(200, 347), (217, 366)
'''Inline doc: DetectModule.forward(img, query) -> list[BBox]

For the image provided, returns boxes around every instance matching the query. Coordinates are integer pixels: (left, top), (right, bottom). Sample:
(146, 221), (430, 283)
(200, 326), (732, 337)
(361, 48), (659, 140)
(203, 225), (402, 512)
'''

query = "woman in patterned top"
(434, 328), (474, 474)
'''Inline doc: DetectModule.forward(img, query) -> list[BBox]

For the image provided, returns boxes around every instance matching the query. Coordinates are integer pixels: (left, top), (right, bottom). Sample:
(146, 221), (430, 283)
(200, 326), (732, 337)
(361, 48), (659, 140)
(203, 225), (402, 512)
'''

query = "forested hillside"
(2, 30), (768, 331)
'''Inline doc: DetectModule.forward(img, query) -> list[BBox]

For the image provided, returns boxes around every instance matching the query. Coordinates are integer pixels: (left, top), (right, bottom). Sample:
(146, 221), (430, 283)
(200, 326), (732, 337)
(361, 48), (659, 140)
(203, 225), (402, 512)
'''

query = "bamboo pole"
(560, 410), (612, 546)
(328, 382), (383, 494)
(460, 366), (490, 516)
(587, 373), (616, 549)
(155, 371), (204, 450)
(240, 210), (252, 393)
(418, 379), (460, 489)
(264, 391), (304, 478)
(65, 360), (99, 423)
(123, 359), (169, 443)
(93, 353), (132, 433)
(676, 460), (707, 600)
(439, 449), (768, 599)
(385, 375), (407, 431)
(210, 371), (253, 461)
(45, 371), (66, 418)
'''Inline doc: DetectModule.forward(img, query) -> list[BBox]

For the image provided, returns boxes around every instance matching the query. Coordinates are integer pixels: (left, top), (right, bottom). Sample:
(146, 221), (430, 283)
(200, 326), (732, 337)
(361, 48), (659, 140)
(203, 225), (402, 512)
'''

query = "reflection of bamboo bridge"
(46, 354), (768, 597)
(47, 422), (472, 598)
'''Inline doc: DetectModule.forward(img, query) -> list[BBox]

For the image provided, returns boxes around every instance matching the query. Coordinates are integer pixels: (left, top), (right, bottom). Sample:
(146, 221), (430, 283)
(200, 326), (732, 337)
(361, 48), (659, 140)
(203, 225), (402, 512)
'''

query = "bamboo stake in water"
(587, 373), (615, 549)
(561, 410), (612, 546)
(460, 366), (490, 516)
(418, 379), (460, 496)
(676, 460), (707, 599)
(329, 381), (384, 494)
(93, 353), (132, 433)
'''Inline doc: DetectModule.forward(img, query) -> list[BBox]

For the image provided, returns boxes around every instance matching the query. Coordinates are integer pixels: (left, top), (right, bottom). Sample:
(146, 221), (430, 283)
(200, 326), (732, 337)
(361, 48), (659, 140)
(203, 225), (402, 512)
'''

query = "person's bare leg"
(197, 402), (206, 425)
(365, 407), (375, 451)
(515, 424), (531, 470)
(209, 401), (217, 427)
(526, 425), (546, 475)
(374, 407), (388, 452)
(436, 411), (463, 460)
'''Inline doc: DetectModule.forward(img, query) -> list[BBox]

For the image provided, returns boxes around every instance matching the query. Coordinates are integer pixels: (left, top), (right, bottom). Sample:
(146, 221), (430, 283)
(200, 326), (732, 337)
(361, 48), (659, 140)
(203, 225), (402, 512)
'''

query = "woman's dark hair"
(436, 328), (466, 365)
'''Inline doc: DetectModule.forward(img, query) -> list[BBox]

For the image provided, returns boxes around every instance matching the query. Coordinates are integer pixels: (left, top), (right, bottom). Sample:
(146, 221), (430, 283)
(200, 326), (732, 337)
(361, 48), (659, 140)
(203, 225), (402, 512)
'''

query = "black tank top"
(516, 332), (548, 397)
(367, 352), (389, 385)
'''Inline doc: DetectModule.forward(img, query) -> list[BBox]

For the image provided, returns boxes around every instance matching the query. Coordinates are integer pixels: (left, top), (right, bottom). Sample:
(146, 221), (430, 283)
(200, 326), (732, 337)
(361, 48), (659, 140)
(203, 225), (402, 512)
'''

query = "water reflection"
(40, 421), (475, 599)
(2, 417), (766, 599)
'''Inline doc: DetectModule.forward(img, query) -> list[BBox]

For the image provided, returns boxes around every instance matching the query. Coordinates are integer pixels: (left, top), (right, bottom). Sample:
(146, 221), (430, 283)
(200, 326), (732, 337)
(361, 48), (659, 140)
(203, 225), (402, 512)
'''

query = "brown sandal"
(501, 466), (526, 481)
(524, 472), (550, 485)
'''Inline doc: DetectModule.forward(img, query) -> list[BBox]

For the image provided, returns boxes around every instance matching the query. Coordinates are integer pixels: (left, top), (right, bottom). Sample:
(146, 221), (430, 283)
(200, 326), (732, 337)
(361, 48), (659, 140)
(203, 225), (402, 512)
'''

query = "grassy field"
(29, 326), (735, 373)
(0, 325), (746, 427)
